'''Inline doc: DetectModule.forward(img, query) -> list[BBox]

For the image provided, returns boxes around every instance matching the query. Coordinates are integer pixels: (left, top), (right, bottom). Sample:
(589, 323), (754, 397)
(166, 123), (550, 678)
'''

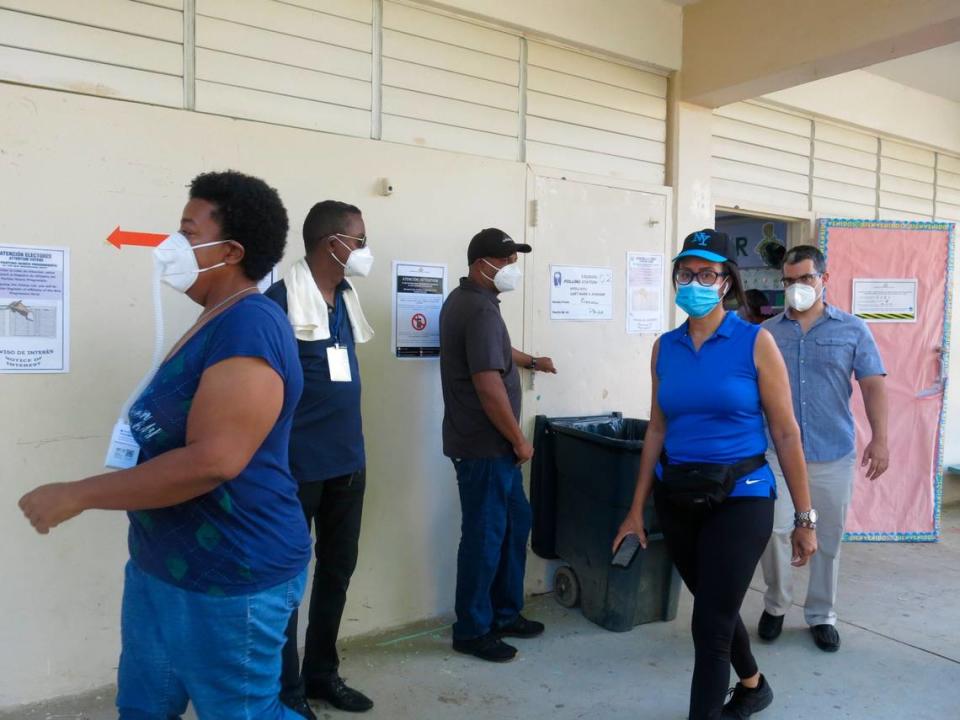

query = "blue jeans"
(117, 561), (307, 719)
(452, 456), (532, 641)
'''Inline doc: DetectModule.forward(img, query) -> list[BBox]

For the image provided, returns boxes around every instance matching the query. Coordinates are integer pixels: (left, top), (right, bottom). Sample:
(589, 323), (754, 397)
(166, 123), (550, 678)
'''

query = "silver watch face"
(796, 509), (818, 524)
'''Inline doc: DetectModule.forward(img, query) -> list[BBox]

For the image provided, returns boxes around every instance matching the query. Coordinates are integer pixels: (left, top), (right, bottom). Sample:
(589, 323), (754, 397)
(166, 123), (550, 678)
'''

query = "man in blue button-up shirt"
(757, 245), (889, 653)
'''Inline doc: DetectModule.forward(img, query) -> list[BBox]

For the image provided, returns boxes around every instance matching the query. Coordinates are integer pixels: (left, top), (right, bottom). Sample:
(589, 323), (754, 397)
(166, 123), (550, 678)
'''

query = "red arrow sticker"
(107, 226), (167, 249)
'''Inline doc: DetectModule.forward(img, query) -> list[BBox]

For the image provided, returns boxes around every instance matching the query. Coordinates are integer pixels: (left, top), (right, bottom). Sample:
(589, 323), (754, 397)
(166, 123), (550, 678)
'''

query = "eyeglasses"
(674, 268), (728, 287)
(781, 272), (821, 287)
(334, 233), (368, 249)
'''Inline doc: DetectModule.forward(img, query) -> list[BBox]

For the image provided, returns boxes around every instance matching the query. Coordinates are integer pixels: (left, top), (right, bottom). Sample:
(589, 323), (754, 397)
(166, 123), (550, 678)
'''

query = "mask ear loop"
(199, 238), (240, 274)
(478, 258), (501, 284)
(329, 236), (351, 269)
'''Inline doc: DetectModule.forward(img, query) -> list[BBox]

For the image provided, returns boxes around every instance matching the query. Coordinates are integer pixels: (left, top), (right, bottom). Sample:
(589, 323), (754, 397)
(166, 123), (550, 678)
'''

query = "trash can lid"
(547, 415), (648, 450)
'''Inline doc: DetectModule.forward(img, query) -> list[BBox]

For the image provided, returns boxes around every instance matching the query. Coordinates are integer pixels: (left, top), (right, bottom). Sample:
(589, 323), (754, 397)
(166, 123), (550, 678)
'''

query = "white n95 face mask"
(482, 258), (522, 293)
(785, 283), (818, 312)
(153, 232), (229, 293)
(332, 237), (375, 278)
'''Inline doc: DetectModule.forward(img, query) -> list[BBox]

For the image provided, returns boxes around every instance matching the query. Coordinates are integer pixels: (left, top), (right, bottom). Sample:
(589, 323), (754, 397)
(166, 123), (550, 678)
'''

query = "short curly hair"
(189, 170), (289, 281)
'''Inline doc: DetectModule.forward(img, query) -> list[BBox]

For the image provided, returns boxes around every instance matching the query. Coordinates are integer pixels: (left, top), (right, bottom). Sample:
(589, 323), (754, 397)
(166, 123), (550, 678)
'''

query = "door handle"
(917, 346), (948, 398)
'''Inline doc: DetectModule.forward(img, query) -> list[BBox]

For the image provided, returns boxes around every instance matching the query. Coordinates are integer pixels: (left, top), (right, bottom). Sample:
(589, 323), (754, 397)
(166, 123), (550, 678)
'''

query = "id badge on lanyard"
(327, 294), (351, 382)
(105, 419), (141, 469)
(327, 344), (352, 382)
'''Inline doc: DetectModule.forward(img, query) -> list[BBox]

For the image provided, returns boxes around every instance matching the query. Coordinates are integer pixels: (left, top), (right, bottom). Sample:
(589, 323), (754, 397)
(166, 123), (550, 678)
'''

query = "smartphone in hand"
(612, 533), (642, 568)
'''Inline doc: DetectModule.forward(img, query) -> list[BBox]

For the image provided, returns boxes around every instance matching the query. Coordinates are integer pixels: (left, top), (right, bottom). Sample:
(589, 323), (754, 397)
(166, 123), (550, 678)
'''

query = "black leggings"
(654, 490), (775, 720)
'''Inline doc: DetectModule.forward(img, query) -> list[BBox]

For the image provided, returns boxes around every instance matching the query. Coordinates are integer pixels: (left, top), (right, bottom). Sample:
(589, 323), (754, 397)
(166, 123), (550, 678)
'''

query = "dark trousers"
(452, 456), (532, 641)
(654, 490), (774, 720)
(281, 470), (365, 701)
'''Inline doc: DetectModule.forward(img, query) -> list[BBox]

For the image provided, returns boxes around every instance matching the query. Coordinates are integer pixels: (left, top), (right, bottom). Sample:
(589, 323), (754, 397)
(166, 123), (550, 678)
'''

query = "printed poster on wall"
(392, 261), (447, 358)
(0, 244), (70, 373)
(626, 252), (664, 334)
(549, 265), (614, 321)
(256, 266), (279, 294)
(852, 278), (918, 323)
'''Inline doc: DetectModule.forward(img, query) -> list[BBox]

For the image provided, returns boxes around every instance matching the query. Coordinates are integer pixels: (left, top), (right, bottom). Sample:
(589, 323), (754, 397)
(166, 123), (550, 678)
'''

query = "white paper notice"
(626, 252), (664, 334)
(852, 278), (918, 323)
(0, 244), (70, 373)
(550, 265), (614, 321)
(393, 261), (448, 358)
(256, 266), (279, 294)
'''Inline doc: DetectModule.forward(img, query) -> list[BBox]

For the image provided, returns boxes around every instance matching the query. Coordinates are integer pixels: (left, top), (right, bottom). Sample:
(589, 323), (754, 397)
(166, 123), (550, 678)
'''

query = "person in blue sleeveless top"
(614, 229), (819, 720)
(19, 171), (312, 720)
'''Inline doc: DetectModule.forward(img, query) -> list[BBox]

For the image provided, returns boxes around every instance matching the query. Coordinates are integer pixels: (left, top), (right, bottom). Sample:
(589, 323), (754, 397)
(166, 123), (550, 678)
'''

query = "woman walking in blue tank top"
(614, 229), (818, 720)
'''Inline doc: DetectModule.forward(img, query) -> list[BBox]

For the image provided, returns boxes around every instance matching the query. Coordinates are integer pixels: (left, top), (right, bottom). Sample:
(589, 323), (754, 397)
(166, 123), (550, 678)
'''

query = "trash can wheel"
(554, 565), (580, 608)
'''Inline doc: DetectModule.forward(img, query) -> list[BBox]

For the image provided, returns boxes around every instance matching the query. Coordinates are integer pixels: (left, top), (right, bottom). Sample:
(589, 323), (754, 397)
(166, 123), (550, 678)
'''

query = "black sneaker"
(495, 615), (545, 639)
(811, 623), (841, 652)
(757, 611), (784, 641)
(304, 675), (374, 713)
(281, 696), (318, 720)
(452, 632), (518, 662)
(722, 674), (774, 719)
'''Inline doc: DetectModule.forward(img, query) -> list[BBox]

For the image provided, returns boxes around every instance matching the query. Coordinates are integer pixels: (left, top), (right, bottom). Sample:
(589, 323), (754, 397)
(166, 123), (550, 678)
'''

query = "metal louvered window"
(712, 102), (812, 211)
(524, 40), (667, 184)
(380, 0), (521, 160)
(0, 0), (671, 182)
(0, 0), (185, 107)
(193, 0), (374, 138)
(937, 154), (960, 222)
(713, 100), (960, 222)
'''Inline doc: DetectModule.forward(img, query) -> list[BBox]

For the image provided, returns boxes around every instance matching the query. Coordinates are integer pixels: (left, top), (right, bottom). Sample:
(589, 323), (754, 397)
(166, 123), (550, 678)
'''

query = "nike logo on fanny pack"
(744, 479), (763, 485)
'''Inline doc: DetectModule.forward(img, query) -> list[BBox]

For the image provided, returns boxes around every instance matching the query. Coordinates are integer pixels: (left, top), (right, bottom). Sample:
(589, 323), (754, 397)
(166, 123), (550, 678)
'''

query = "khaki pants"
(759, 449), (856, 626)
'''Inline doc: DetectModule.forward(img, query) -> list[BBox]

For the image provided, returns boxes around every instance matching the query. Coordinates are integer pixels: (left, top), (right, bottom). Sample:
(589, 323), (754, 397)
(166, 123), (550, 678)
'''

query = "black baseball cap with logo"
(673, 229), (737, 265)
(467, 228), (532, 264)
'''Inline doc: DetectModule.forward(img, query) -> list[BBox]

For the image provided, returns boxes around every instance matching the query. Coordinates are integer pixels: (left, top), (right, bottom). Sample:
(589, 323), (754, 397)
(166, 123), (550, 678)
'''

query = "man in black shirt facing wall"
(439, 228), (557, 663)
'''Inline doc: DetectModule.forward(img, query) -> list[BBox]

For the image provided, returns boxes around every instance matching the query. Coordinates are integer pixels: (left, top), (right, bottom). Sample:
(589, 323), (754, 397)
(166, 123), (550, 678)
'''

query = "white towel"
(283, 258), (374, 344)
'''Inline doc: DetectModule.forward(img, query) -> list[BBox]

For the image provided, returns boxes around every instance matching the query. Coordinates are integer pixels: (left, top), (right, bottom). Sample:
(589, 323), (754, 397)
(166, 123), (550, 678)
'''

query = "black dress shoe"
(757, 611), (784, 641)
(281, 696), (318, 720)
(811, 623), (841, 652)
(305, 675), (374, 713)
(495, 615), (545, 639)
(721, 673), (774, 719)
(452, 632), (518, 662)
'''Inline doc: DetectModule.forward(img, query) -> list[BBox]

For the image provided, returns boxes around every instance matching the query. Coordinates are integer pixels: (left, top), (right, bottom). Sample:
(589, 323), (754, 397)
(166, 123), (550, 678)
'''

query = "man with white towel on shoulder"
(266, 200), (375, 718)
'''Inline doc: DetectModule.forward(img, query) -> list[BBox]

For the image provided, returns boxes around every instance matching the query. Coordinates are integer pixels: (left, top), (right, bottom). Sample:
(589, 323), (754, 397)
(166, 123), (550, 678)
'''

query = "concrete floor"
(6, 506), (960, 720)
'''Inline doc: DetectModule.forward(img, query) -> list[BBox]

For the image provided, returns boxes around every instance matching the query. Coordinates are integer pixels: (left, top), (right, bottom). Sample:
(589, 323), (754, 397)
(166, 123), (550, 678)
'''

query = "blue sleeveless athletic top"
(656, 311), (775, 498)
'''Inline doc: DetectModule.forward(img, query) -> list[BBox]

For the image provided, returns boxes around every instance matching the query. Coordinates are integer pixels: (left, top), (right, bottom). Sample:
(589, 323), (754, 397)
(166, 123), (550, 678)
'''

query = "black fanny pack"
(658, 453), (767, 509)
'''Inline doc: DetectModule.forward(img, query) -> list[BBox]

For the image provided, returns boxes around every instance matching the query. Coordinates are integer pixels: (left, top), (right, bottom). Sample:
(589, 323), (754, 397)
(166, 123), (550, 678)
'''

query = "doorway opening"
(715, 210), (810, 324)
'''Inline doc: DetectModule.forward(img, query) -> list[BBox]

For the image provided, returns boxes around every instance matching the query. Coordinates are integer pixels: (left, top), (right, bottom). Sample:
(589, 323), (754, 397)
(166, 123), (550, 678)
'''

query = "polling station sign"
(0, 244), (70, 373)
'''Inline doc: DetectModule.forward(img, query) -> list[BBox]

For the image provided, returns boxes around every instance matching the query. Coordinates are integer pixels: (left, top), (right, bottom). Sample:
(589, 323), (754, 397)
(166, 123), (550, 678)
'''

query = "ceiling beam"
(680, 0), (960, 107)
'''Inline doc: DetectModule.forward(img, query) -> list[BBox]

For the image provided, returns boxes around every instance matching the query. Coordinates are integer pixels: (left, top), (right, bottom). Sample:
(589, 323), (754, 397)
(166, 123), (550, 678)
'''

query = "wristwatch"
(529, 357), (538, 370)
(794, 508), (818, 530)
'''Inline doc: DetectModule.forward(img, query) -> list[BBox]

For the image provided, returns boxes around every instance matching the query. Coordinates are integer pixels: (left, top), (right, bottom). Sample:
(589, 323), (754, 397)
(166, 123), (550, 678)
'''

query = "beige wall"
(0, 83), (531, 707)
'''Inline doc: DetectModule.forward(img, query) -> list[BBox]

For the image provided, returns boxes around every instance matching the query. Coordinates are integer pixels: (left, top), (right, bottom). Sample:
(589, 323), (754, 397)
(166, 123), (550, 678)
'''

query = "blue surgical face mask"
(675, 283), (723, 318)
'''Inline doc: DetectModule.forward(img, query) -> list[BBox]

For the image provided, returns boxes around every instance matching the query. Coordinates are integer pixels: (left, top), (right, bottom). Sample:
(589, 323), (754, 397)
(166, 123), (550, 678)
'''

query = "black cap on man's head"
(468, 228), (531, 265)
(673, 229), (737, 265)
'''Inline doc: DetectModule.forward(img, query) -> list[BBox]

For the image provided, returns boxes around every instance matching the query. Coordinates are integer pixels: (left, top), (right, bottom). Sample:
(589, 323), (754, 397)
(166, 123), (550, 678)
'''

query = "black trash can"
(531, 413), (681, 632)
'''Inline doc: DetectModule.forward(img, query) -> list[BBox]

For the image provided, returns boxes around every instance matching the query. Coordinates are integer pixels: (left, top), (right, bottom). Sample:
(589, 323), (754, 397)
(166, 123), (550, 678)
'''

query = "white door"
(521, 170), (671, 591)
